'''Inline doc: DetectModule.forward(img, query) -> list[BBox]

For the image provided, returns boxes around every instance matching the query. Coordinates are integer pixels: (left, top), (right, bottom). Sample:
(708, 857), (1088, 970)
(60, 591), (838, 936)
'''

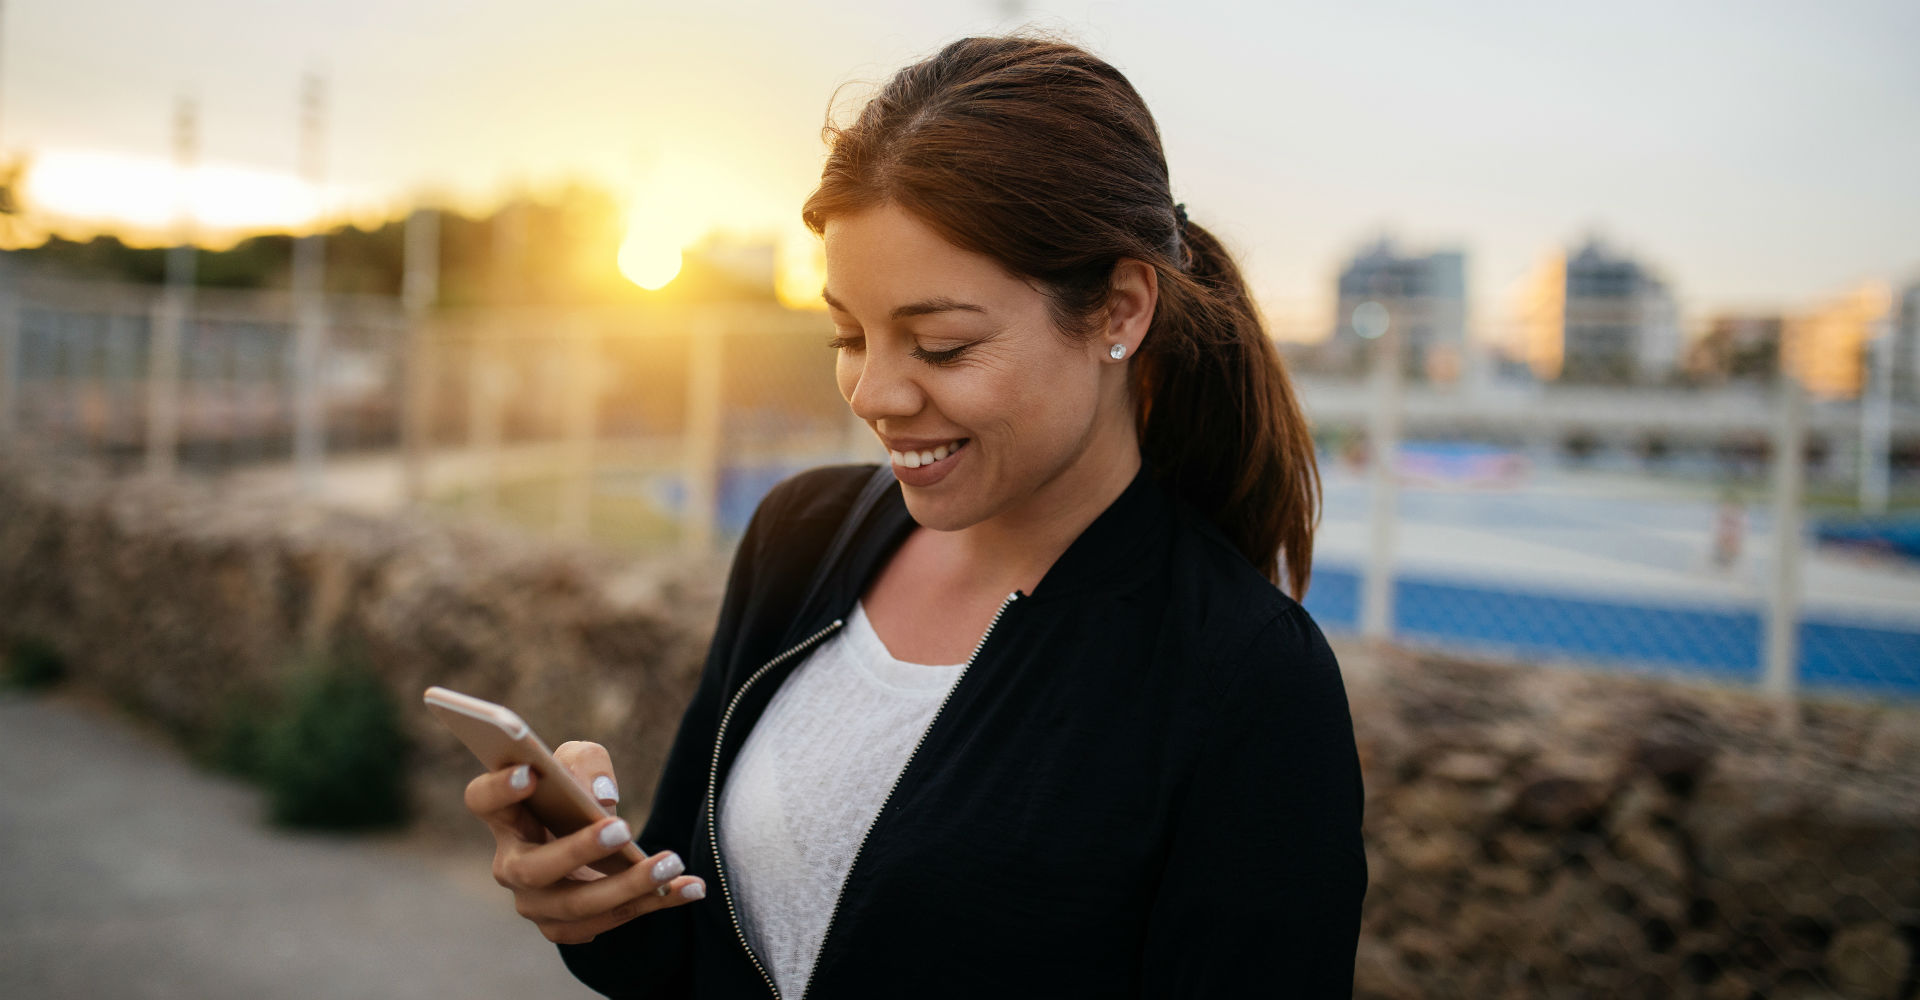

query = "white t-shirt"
(717, 601), (966, 999)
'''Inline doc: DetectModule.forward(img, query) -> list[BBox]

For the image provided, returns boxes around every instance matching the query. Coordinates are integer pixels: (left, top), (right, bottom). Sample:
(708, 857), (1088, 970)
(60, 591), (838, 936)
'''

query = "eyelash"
(826, 335), (970, 367)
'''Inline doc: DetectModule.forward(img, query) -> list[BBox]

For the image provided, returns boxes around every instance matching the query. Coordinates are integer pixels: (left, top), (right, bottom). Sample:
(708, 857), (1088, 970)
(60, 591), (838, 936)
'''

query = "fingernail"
(592, 775), (618, 803)
(509, 765), (530, 790)
(652, 853), (684, 882)
(597, 820), (631, 849)
(679, 881), (705, 900)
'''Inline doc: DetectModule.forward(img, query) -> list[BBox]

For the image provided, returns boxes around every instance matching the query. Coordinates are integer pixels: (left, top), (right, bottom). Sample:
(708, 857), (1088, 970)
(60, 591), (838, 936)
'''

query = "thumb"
(553, 740), (619, 810)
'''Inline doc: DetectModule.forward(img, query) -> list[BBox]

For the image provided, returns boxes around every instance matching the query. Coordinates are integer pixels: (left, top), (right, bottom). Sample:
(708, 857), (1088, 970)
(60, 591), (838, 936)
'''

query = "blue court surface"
(1304, 445), (1920, 700)
(1301, 565), (1920, 699)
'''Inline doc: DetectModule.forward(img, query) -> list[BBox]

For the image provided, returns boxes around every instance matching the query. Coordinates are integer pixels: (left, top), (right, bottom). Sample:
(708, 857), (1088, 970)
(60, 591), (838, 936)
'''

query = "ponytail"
(802, 32), (1323, 599)
(1138, 220), (1321, 599)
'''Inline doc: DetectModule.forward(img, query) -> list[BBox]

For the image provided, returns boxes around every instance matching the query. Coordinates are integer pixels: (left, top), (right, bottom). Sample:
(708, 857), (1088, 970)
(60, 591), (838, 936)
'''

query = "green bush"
(4, 636), (66, 690)
(256, 653), (410, 830)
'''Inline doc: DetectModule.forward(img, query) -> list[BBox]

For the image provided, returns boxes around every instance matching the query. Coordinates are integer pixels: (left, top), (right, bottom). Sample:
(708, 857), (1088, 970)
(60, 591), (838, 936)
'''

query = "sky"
(6, 0), (1918, 337)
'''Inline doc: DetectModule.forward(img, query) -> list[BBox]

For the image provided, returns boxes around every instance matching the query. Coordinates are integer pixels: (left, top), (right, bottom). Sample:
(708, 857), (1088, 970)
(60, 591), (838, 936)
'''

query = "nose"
(844, 341), (925, 425)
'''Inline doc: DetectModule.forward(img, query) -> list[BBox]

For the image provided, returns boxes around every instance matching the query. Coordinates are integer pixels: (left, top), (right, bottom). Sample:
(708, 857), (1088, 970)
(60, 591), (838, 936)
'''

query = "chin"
(896, 488), (981, 532)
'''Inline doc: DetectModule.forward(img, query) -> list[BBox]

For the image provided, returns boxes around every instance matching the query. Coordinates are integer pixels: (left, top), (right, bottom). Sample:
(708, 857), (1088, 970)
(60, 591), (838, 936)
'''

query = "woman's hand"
(463, 740), (706, 945)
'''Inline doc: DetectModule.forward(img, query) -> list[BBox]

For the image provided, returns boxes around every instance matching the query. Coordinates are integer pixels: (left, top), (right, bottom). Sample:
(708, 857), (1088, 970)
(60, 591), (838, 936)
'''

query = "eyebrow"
(821, 288), (988, 321)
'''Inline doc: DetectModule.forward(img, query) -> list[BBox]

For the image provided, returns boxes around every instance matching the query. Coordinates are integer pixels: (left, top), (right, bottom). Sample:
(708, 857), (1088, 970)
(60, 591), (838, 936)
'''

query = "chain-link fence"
(0, 271), (869, 555)
(1288, 325), (1920, 999)
(3, 268), (1917, 997)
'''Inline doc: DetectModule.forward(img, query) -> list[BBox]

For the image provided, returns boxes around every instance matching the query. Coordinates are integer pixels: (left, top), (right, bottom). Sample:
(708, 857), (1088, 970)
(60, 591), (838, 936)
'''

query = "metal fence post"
(0, 257), (18, 449)
(467, 322), (505, 515)
(145, 291), (184, 480)
(683, 315), (723, 555)
(557, 313), (598, 540)
(291, 251), (326, 499)
(1861, 316), (1892, 515)
(401, 206), (439, 506)
(1764, 371), (1806, 718)
(1362, 312), (1403, 642)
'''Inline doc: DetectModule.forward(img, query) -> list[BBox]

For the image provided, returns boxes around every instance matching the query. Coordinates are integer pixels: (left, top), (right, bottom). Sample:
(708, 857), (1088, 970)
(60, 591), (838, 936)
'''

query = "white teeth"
(890, 439), (965, 468)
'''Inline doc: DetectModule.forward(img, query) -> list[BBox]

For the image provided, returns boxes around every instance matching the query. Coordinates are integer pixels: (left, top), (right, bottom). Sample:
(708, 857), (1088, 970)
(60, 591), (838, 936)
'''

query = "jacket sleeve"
(555, 479), (789, 999)
(1138, 603), (1368, 997)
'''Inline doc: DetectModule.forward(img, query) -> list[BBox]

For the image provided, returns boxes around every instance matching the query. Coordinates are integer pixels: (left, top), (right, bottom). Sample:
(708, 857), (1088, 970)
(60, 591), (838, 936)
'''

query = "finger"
(464, 764), (536, 823)
(535, 849), (694, 920)
(534, 873), (706, 945)
(498, 815), (635, 891)
(554, 740), (618, 809)
(520, 854), (707, 942)
(467, 766), (547, 849)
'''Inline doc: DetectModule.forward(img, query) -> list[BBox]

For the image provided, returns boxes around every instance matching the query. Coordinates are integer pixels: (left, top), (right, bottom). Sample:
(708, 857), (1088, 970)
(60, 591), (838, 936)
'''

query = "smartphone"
(423, 685), (647, 877)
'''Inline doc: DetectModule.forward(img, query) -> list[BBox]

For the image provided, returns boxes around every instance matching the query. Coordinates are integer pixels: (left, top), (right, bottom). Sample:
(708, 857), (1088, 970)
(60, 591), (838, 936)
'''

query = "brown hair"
(802, 34), (1322, 600)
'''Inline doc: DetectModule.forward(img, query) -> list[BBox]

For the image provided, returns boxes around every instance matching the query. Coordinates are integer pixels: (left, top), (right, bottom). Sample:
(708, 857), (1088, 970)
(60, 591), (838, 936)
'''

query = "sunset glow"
(24, 149), (321, 236)
(617, 219), (684, 291)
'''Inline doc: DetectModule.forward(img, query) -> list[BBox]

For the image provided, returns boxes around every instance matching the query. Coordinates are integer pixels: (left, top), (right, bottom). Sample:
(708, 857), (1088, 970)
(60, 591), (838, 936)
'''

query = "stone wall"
(1345, 644), (1919, 999)
(3, 453), (1916, 998)
(0, 453), (726, 837)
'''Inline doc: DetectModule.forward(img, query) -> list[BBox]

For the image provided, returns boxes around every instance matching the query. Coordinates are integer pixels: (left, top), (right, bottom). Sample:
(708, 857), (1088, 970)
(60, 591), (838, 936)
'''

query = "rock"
(1626, 715), (1717, 796)
(1509, 772), (1608, 831)
(1469, 863), (1533, 897)
(1428, 750), (1506, 784)
(1352, 937), (1421, 1000)
(1824, 922), (1910, 1000)
(1390, 925), (1451, 971)
(1379, 820), (1476, 876)
(1607, 775), (1679, 837)
(1487, 829), (1557, 873)
(1611, 822), (1689, 890)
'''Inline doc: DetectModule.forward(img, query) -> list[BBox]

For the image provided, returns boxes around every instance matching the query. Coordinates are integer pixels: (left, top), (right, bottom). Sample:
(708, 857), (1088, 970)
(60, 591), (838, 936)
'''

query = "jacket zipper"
(706, 619), (846, 1000)
(797, 590), (1022, 1000)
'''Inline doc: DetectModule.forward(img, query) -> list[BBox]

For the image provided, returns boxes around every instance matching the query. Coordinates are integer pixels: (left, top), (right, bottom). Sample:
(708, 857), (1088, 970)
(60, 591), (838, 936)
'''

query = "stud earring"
(1109, 344), (1127, 360)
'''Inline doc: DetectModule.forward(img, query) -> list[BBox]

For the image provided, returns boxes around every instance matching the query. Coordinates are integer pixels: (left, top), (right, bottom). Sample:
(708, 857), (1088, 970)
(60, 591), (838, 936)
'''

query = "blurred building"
(1515, 238), (1680, 385)
(1893, 279), (1920, 401)
(1324, 238), (1467, 382)
(1783, 281), (1892, 400)
(1684, 314), (1783, 384)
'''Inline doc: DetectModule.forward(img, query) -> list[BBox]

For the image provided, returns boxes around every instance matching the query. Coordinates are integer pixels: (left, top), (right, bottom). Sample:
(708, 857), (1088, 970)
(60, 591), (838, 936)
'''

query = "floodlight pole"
(291, 72), (328, 498)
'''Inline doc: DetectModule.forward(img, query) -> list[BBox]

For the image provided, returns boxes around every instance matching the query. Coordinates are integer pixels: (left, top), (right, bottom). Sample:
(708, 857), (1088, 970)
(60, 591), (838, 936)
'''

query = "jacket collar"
(1025, 461), (1172, 601)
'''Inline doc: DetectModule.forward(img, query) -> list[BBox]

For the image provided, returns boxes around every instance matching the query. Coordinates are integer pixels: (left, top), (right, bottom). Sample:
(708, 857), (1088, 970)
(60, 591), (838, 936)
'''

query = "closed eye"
(829, 333), (969, 366)
(911, 343), (970, 366)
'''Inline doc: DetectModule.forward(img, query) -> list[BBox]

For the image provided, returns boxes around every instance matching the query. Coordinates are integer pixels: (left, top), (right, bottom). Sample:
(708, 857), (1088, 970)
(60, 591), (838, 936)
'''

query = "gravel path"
(0, 691), (602, 999)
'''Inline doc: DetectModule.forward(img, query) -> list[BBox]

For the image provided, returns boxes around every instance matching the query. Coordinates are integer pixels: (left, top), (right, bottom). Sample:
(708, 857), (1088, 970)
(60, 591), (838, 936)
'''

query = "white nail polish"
(509, 765), (530, 790)
(652, 853), (684, 882)
(597, 820), (631, 849)
(680, 882), (705, 900)
(592, 775), (618, 803)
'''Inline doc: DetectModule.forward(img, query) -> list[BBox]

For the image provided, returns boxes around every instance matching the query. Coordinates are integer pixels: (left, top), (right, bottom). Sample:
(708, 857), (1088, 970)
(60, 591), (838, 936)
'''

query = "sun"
(617, 225), (683, 290)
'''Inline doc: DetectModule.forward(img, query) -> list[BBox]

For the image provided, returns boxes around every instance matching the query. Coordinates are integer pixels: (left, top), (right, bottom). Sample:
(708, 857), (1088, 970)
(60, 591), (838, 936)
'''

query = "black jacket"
(559, 463), (1366, 998)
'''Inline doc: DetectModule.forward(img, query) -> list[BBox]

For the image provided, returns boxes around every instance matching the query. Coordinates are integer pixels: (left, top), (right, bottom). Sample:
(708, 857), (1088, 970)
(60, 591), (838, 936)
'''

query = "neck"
(939, 417), (1143, 596)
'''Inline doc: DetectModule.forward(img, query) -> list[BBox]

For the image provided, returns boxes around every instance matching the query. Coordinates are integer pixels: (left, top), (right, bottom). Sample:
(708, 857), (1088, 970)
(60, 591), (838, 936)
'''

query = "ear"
(1103, 258), (1157, 361)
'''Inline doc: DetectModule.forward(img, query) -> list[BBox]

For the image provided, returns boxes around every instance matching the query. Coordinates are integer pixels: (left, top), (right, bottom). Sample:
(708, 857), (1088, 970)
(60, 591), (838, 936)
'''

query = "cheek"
(953, 357), (1096, 442)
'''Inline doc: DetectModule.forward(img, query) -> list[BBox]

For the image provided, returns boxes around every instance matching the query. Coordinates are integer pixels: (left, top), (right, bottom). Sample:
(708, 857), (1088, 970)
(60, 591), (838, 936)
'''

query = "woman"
(462, 34), (1366, 998)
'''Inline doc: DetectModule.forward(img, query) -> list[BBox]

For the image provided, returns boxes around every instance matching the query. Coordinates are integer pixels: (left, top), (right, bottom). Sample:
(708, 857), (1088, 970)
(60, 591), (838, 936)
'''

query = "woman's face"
(822, 202), (1136, 533)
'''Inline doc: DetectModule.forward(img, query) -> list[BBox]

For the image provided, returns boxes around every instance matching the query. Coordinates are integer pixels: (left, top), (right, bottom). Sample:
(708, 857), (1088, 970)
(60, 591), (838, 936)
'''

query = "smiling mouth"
(888, 438), (970, 469)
